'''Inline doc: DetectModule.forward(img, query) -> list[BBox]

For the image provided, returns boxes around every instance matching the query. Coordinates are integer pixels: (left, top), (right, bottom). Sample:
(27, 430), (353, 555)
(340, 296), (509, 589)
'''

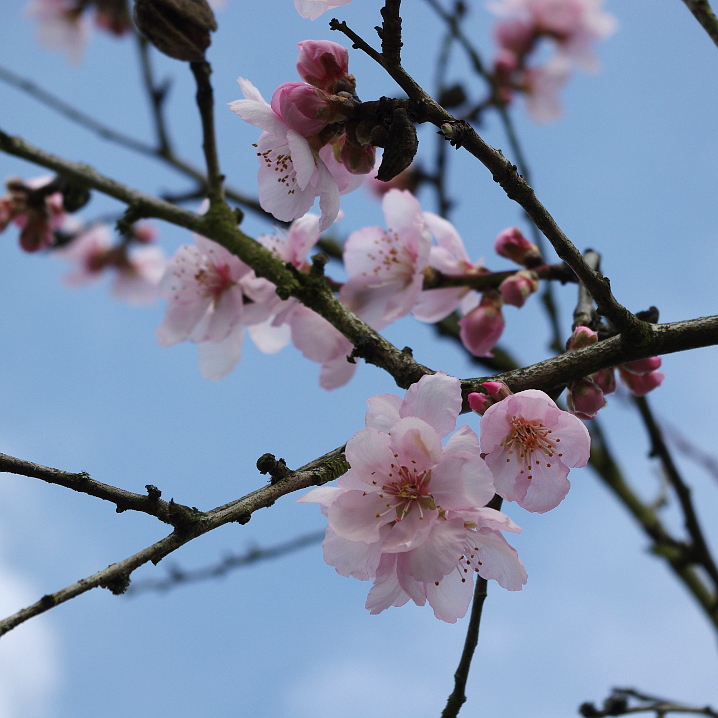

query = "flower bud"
(618, 366), (664, 397)
(482, 381), (513, 399)
(499, 269), (539, 307)
(296, 40), (353, 94)
(591, 368), (616, 395)
(133, 0), (217, 62)
(494, 226), (542, 267)
(566, 377), (606, 420)
(468, 392), (494, 415)
(568, 325), (598, 351)
(494, 17), (535, 57)
(621, 356), (662, 376)
(458, 290), (504, 357)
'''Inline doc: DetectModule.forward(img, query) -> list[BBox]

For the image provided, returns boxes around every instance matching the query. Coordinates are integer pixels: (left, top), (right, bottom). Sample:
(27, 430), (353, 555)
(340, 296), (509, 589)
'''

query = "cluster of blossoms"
(0, 175), (165, 304)
(488, 0), (617, 120)
(56, 221), (166, 305)
(564, 326), (665, 420)
(156, 206), (354, 385)
(155, 185), (549, 386)
(301, 373), (590, 621)
(229, 40), (374, 230)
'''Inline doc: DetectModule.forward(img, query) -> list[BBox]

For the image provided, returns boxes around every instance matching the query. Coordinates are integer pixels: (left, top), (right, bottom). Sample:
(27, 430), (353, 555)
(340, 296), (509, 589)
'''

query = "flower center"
(195, 262), (235, 301)
(500, 417), (563, 480)
(378, 463), (436, 521)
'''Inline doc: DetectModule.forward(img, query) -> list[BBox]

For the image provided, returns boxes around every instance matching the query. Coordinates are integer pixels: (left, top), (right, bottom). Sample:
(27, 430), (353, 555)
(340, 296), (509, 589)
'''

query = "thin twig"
(0, 62), (268, 220)
(573, 250), (601, 330)
(681, 0), (718, 48)
(581, 687), (718, 718)
(0, 453), (200, 528)
(189, 60), (224, 203)
(587, 419), (718, 629)
(136, 35), (172, 157)
(0, 447), (349, 638)
(441, 493), (503, 718)
(633, 395), (718, 589)
(127, 531), (324, 594)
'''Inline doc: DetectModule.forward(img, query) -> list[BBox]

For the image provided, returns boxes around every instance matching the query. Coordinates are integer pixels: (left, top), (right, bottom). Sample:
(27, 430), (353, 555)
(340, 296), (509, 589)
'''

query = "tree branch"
(330, 19), (647, 344)
(681, 0), (718, 48)
(0, 453), (202, 528)
(0, 446), (349, 638)
(126, 531), (324, 594)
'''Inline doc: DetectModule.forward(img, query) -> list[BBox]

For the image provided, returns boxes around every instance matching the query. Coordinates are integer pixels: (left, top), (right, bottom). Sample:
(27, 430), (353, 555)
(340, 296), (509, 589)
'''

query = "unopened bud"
(494, 226), (542, 267)
(621, 356), (662, 376)
(566, 377), (606, 420)
(133, 0), (217, 62)
(618, 365), (664, 396)
(458, 290), (504, 358)
(567, 325), (598, 351)
(499, 269), (538, 307)
(591, 368), (616, 395)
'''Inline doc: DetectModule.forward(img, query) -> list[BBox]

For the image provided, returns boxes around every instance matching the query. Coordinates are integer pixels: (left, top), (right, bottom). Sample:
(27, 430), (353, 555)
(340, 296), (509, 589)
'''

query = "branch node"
(100, 573), (131, 596)
(146, 484), (162, 501)
(256, 453), (291, 484)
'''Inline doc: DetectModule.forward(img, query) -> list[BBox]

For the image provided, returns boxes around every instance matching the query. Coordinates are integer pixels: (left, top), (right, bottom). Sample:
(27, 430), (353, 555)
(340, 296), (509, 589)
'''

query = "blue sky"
(1, 1), (717, 716)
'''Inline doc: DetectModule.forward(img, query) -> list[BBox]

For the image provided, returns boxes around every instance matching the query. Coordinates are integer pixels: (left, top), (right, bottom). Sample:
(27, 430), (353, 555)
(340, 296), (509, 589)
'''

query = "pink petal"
(400, 371), (461, 438)
(388, 417), (444, 474)
(365, 393), (402, 432)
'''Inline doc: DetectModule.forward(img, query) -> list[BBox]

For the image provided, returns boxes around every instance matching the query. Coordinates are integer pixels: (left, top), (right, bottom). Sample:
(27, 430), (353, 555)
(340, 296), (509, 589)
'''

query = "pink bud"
(296, 40), (351, 92)
(130, 221), (157, 244)
(621, 356), (662, 376)
(568, 325), (598, 351)
(458, 290), (505, 357)
(271, 81), (331, 137)
(494, 226), (542, 267)
(591, 368), (616, 395)
(618, 367), (665, 397)
(482, 381), (513, 399)
(499, 269), (539, 307)
(468, 392), (494, 415)
(566, 377), (606, 420)
(18, 209), (53, 253)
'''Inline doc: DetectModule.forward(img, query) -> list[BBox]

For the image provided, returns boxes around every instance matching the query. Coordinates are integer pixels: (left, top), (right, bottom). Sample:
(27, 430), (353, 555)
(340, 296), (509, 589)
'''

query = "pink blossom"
(489, 0), (617, 71)
(480, 389), (591, 512)
(270, 81), (333, 137)
(340, 189), (432, 329)
(229, 78), (363, 230)
(458, 290), (505, 358)
(25, 0), (89, 63)
(294, 0), (352, 21)
(300, 373), (527, 622)
(413, 212), (485, 324)
(523, 55), (572, 122)
(156, 230), (257, 380)
(257, 213), (356, 389)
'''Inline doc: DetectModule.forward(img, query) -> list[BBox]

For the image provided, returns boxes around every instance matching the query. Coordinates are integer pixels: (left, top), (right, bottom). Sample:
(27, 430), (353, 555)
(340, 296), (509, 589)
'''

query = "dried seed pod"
(133, 0), (217, 62)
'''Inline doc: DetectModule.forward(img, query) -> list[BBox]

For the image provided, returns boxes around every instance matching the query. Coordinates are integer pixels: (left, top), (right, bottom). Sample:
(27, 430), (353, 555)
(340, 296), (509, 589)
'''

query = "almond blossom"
(299, 372), (527, 622)
(340, 189), (432, 329)
(229, 77), (364, 231)
(255, 212), (357, 389)
(156, 230), (269, 380)
(480, 389), (591, 513)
